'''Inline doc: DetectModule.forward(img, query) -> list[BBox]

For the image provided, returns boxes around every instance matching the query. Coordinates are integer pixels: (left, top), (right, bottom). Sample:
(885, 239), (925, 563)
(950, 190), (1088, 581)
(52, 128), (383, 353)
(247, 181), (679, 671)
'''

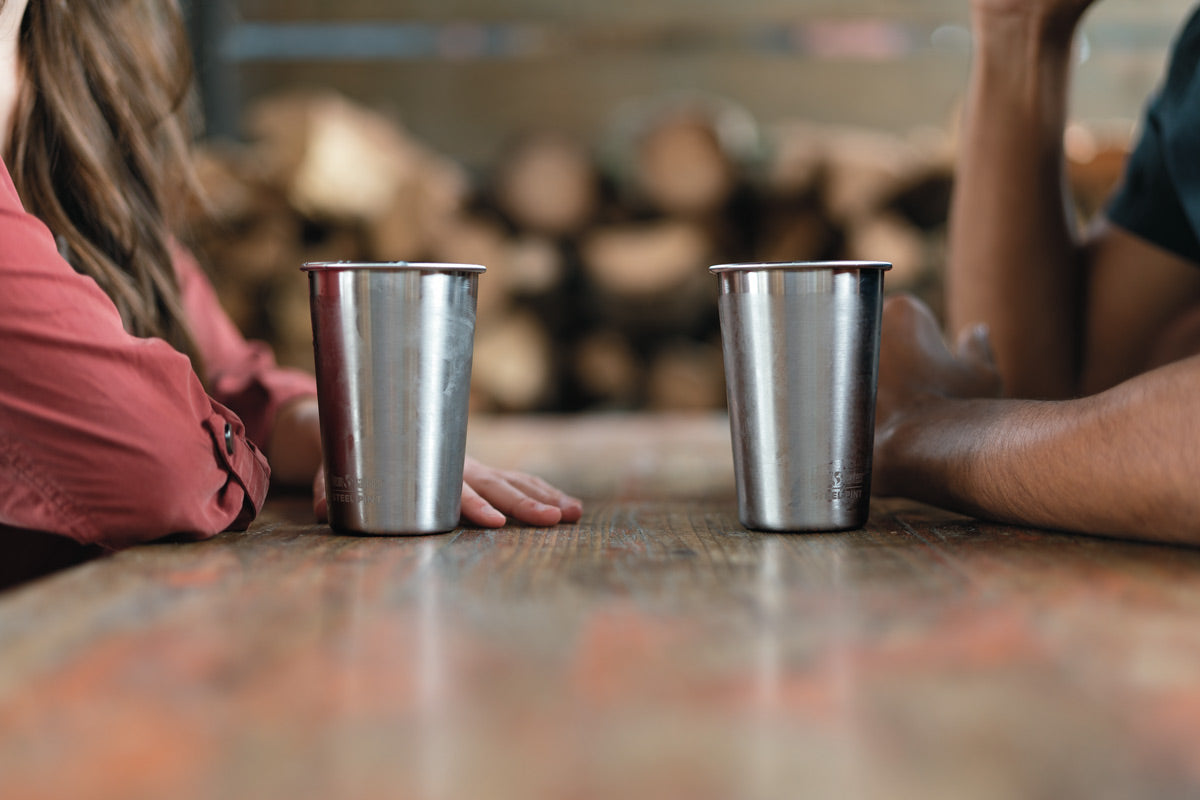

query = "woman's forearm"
(947, 8), (1087, 398)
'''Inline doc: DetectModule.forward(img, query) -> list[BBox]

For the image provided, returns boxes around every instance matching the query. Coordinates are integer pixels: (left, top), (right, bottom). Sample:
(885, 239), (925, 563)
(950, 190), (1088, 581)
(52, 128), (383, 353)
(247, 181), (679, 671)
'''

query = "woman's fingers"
(468, 472), (564, 526)
(503, 472), (584, 523)
(313, 457), (581, 529)
(461, 480), (508, 528)
(462, 458), (581, 527)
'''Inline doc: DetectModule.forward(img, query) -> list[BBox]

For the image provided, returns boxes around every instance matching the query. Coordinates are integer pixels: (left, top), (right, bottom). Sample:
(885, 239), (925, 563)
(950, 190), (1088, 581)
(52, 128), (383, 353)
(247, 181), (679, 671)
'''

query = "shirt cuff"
(204, 400), (271, 531)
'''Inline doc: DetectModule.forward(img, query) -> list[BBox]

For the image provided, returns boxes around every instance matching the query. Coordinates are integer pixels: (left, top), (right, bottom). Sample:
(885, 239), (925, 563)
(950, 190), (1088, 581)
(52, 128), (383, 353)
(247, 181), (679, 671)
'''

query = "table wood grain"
(2, 413), (1200, 800)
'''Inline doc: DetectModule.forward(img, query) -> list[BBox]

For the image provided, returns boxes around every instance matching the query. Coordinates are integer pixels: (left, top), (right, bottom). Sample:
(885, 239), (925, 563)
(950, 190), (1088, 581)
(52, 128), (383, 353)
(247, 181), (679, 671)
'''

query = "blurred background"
(180, 0), (1195, 414)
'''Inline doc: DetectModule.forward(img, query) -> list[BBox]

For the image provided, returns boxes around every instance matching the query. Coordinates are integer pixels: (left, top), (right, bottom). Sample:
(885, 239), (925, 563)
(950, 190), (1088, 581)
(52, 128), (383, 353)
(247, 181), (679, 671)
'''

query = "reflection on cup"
(304, 261), (484, 535)
(711, 261), (891, 531)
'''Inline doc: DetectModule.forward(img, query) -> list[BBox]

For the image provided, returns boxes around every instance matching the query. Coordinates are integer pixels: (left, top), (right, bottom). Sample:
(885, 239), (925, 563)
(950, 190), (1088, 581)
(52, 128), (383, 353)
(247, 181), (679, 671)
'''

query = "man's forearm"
(947, 8), (1087, 398)
(875, 357), (1200, 544)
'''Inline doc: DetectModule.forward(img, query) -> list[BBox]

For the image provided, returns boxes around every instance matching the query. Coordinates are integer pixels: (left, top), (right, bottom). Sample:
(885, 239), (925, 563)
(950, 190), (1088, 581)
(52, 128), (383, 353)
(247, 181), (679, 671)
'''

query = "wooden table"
(3, 413), (1200, 799)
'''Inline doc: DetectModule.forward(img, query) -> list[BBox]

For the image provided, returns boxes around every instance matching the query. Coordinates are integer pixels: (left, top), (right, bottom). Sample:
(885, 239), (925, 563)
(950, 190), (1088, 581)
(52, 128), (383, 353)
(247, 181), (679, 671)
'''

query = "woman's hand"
(268, 397), (323, 489)
(460, 457), (583, 528)
(312, 457), (583, 528)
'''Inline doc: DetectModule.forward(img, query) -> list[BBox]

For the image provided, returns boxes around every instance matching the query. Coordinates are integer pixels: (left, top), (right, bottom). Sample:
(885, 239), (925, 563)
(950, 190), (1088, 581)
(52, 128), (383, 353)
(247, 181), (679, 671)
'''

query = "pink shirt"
(0, 159), (316, 549)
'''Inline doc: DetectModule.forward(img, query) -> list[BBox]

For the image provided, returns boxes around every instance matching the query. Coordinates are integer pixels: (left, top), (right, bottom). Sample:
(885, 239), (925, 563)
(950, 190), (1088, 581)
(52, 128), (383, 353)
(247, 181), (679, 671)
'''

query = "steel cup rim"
(709, 260), (891, 274)
(302, 261), (486, 273)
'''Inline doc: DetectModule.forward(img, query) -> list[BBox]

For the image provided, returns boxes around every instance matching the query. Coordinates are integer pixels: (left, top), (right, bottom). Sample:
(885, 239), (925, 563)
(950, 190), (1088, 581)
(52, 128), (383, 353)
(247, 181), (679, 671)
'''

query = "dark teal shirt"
(1107, 5), (1200, 264)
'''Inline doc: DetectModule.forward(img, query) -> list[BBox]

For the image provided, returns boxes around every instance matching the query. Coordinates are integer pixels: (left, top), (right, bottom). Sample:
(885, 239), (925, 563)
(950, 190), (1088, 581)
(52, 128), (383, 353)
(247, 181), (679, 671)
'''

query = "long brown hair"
(5, 0), (204, 365)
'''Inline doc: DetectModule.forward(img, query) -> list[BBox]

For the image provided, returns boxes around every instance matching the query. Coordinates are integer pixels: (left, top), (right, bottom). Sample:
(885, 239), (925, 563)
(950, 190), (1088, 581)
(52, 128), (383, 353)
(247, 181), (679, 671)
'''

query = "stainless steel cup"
(303, 261), (484, 535)
(711, 261), (891, 531)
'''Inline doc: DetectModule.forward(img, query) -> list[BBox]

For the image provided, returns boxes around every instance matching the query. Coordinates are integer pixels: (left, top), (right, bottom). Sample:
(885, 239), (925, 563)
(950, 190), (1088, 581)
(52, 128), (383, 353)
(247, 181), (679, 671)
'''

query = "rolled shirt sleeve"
(172, 243), (317, 450)
(0, 159), (275, 549)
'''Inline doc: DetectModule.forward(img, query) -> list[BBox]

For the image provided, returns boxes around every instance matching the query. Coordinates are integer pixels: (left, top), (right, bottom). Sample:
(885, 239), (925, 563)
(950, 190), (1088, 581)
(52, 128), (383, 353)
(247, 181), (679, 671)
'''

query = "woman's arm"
(172, 243), (319, 478)
(0, 163), (268, 549)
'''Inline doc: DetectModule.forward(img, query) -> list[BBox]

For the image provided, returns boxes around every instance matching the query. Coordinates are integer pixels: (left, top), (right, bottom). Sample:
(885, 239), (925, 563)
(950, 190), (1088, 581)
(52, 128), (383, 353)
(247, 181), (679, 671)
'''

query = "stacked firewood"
(181, 90), (1129, 413)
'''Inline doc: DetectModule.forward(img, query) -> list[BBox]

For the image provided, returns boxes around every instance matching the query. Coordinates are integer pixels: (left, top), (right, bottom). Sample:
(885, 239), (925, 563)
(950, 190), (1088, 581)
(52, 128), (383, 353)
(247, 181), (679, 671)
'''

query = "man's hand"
(312, 458), (583, 529)
(873, 295), (1001, 496)
(870, 294), (1200, 543)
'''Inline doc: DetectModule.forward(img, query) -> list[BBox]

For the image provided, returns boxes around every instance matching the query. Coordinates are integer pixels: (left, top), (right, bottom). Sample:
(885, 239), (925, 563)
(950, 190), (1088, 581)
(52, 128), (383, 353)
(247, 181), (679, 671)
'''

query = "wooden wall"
(197, 0), (1197, 166)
